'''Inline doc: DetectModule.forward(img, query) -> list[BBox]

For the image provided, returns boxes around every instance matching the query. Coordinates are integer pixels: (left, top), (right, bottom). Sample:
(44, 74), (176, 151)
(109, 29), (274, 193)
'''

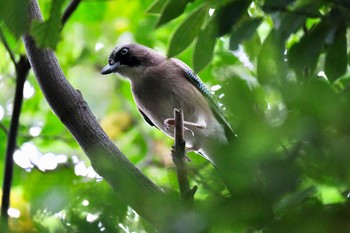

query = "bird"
(100, 43), (234, 164)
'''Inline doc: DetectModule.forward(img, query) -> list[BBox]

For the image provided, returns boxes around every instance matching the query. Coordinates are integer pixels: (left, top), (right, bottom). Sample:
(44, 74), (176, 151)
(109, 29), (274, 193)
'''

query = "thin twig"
(171, 108), (197, 203)
(0, 30), (17, 66)
(1, 56), (30, 228)
(61, 0), (82, 29)
(0, 25), (31, 220)
(0, 122), (8, 135)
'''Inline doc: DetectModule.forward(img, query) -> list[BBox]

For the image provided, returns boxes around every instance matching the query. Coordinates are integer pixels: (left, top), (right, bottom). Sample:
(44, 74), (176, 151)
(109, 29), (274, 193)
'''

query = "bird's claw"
(185, 127), (195, 136)
(164, 118), (174, 131)
(164, 118), (195, 136)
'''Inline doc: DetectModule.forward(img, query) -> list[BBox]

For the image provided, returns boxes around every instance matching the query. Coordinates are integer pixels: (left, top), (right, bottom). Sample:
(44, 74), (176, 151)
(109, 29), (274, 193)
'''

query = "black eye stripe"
(124, 56), (141, 67)
(108, 47), (140, 67)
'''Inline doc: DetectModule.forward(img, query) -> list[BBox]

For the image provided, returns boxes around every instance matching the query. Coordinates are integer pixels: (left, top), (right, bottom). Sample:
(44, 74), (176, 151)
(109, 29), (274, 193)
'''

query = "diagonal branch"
(22, 0), (178, 229)
(0, 30), (17, 66)
(61, 0), (82, 29)
(0, 122), (8, 135)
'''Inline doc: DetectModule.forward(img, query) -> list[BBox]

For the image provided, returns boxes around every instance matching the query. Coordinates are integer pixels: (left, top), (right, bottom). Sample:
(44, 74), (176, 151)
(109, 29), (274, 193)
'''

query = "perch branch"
(171, 108), (197, 203)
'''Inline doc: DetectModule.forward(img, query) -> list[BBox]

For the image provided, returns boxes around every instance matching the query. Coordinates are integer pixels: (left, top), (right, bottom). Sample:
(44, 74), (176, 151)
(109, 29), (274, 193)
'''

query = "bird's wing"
(170, 58), (234, 139)
(138, 108), (158, 129)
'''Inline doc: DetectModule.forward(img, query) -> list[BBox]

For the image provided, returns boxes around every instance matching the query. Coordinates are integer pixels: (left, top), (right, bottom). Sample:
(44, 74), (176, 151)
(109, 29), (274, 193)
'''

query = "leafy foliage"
(30, 0), (64, 49)
(1, 0), (350, 232)
(0, 0), (30, 38)
(168, 4), (207, 57)
(155, 0), (194, 27)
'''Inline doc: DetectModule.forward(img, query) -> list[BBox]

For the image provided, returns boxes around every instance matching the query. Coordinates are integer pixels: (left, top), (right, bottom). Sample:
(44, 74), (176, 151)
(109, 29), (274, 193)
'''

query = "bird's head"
(100, 43), (164, 81)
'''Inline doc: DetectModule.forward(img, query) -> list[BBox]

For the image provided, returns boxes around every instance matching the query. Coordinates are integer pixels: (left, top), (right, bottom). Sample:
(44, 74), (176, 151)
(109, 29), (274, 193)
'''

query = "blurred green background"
(1, 0), (350, 232)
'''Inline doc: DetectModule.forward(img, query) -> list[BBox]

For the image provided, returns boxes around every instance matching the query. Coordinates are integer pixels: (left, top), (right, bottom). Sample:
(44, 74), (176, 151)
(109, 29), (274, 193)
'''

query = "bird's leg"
(183, 121), (206, 129)
(164, 118), (206, 136)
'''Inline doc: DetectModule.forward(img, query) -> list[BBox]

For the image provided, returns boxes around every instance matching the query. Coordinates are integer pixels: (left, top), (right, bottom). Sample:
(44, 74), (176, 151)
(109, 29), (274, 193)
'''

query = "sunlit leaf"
(325, 24), (347, 82)
(168, 4), (207, 57)
(30, 0), (64, 49)
(146, 0), (168, 14)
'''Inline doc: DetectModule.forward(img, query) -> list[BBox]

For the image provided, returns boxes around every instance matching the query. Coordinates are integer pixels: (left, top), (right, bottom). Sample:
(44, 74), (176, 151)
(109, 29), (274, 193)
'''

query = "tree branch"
(171, 109), (197, 203)
(22, 0), (178, 229)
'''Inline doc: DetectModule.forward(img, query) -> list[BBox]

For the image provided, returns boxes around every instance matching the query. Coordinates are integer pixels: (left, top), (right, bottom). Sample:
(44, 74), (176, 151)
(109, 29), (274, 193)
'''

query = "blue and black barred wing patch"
(180, 66), (234, 139)
(183, 68), (211, 96)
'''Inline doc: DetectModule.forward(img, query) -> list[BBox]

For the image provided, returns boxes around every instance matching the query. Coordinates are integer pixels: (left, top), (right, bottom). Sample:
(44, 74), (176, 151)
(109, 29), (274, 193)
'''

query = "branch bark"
(22, 0), (178, 229)
(171, 109), (197, 203)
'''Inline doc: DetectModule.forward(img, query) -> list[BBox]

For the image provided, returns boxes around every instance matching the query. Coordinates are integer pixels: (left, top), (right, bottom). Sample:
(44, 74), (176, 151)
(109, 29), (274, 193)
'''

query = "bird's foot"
(186, 146), (198, 153)
(164, 118), (194, 135)
(164, 119), (206, 136)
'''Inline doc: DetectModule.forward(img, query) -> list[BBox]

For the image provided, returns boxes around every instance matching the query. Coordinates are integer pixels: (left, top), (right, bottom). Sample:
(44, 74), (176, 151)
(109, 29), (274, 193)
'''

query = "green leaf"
(288, 22), (328, 76)
(193, 23), (216, 73)
(257, 30), (287, 84)
(0, 0), (29, 38)
(23, 168), (76, 212)
(31, 19), (60, 50)
(156, 0), (193, 28)
(214, 0), (250, 37)
(30, 0), (64, 49)
(230, 18), (262, 51)
(146, 0), (168, 14)
(168, 4), (207, 57)
(277, 13), (306, 38)
(325, 25), (347, 82)
(274, 186), (317, 215)
(333, 73), (350, 91)
(262, 0), (296, 12)
(242, 33), (261, 61)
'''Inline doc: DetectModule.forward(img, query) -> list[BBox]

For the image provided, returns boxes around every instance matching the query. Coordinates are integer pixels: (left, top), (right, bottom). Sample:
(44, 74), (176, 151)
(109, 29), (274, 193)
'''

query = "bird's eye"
(120, 48), (129, 55)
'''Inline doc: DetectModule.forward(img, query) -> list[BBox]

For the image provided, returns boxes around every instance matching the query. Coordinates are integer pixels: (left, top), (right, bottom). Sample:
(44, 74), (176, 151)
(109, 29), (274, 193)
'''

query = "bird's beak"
(100, 61), (120, 75)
